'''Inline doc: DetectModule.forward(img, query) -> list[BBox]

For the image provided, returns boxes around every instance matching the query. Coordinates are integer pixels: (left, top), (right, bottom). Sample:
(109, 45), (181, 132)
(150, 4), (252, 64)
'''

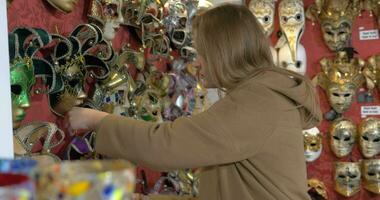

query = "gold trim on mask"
(248, 0), (275, 37)
(329, 118), (357, 158)
(362, 159), (380, 194)
(308, 178), (328, 199)
(364, 54), (380, 91)
(359, 117), (380, 158)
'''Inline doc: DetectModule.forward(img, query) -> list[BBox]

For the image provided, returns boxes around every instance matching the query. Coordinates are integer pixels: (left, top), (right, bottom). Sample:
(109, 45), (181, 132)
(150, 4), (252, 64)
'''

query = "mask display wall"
(45, 0), (79, 13)
(362, 159), (380, 194)
(306, 0), (361, 51)
(303, 127), (323, 162)
(276, 0), (307, 75)
(329, 118), (357, 158)
(316, 51), (365, 114)
(308, 178), (328, 199)
(359, 117), (380, 158)
(88, 0), (124, 41)
(334, 162), (361, 197)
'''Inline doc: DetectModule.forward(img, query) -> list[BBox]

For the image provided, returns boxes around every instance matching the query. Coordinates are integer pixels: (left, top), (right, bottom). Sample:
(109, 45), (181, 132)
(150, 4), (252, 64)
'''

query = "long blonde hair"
(192, 4), (275, 90)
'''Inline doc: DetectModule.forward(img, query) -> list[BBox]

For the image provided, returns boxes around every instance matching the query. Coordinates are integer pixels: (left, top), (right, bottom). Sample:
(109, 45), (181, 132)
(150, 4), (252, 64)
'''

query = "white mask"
(303, 127), (322, 162)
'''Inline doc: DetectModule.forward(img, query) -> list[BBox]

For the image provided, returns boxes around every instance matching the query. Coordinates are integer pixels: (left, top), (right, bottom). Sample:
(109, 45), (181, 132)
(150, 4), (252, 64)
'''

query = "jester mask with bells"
(45, 0), (79, 13)
(362, 159), (380, 194)
(359, 117), (380, 158)
(364, 54), (380, 93)
(9, 28), (52, 129)
(308, 179), (328, 199)
(88, 0), (125, 41)
(306, 0), (361, 52)
(46, 24), (111, 116)
(334, 162), (361, 197)
(303, 127), (323, 162)
(276, 0), (307, 75)
(316, 51), (365, 114)
(329, 118), (357, 158)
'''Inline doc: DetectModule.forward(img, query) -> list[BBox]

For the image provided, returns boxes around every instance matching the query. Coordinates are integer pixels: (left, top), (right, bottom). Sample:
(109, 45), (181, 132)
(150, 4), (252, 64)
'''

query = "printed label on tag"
(361, 106), (380, 118)
(359, 29), (379, 40)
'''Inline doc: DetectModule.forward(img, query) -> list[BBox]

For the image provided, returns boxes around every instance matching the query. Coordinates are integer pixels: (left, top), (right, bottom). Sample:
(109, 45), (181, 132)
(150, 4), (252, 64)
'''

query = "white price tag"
(361, 106), (380, 118)
(359, 29), (379, 40)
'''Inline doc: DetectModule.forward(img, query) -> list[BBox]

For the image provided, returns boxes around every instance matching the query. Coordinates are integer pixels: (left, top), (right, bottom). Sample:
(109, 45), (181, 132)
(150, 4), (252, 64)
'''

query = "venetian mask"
(278, 0), (304, 63)
(363, 0), (380, 30)
(317, 51), (365, 114)
(334, 162), (361, 197)
(329, 118), (357, 158)
(364, 55), (380, 92)
(248, 0), (275, 37)
(359, 117), (380, 158)
(306, 0), (360, 51)
(362, 159), (380, 194)
(278, 44), (307, 75)
(10, 58), (35, 129)
(134, 90), (163, 123)
(303, 127), (322, 162)
(308, 179), (328, 199)
(45, 0), (79, 13)
(88, 0), (124, 41)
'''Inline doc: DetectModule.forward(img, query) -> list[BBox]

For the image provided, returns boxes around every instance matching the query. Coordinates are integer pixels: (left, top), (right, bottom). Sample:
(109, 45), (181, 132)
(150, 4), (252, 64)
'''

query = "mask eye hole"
(343, 93), (351, 97)
(374, 138), (380, 142)
(349, 174), (357, 179)
(11, 84), (22, 95)
(310, 143), (317, 147)
(368, 172), (376, 176)
(263, 16), (270, 23)
(338, 174), (346, 179)
(281, 16), (288, 23)
(344, 137), (351, 141)
(363, 136), (369, 141)
(333, 136), (340, 140)
(332, 92), (340, 97)
(295, 13), (302, 21)
(326, 31), (334, 36)
(296, 61), (302, 68)
(152, 110), (158, 116)
(338, 31), (346, 36)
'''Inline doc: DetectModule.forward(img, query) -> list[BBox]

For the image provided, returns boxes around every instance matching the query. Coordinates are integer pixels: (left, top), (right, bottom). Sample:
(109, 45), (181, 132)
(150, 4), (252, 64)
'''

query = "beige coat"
(95, 69), (322, 200)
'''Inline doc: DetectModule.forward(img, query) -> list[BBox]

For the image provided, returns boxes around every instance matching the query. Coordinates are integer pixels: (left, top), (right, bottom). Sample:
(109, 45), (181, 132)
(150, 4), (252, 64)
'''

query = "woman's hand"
(68, 107), (109, 131)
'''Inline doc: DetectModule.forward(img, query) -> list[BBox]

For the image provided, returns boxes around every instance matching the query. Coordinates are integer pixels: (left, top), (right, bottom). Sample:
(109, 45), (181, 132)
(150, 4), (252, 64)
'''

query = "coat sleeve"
(94, 85), (278, 171)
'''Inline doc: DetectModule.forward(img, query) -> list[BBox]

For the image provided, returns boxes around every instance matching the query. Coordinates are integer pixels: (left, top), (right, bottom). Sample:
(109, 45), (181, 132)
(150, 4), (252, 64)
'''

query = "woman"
(69, 4), (321, 200)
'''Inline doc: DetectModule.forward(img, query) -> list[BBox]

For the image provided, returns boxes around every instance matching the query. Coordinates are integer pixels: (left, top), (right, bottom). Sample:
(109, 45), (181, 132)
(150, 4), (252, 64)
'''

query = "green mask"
(10, 58), (35, 129)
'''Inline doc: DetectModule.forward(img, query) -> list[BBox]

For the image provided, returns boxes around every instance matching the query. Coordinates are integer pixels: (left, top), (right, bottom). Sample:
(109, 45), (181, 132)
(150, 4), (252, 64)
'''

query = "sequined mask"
(308, 179), (328, 199)
(359, 117), (380, 158)
(329, 118), (357, 158)
(248, 0), (275, 37)
(334, 162), (361, 197)
(306, 0), (360, 51)
(316, 51), (365, 114)
(303, 127), (322, 162)
(363, 159), (380, 194)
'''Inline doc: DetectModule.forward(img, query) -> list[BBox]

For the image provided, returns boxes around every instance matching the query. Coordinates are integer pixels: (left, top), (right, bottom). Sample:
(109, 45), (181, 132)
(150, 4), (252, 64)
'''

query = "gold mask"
(303, 127), (322, 162)
(334, 161), (361, 197)
(362, 159), (380, 194)
(308, 178), (328, 199)
(364, 54), (380, 92)
(359, 117), (380, 158)
(306, 0), (360, 51)
(278, 0), (304, 63)
(329, 118), (357, 158)
(316, 51), (365, 113)
(248, 0), (275, 37)
(45, 0), (79, 13)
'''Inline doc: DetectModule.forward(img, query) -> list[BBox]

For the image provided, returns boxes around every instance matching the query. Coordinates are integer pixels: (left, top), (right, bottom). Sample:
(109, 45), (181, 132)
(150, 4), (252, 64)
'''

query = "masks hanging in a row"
(329, 117), (380, 158)
(306, 0), (361, 52)
(335, 160), (380, 197)
(315, 51), (365, 118)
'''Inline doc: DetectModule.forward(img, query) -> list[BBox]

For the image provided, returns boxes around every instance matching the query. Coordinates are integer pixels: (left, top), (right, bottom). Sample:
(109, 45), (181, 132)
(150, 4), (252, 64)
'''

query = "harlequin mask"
(303, 127), (322, 162)
(364, 55), (380, 92)
(306, 0), (360, 51)
(248, 0), (275, 37)
(308, 179), (328, 199)
(317, 51), (365, 113)
(334, 162), (361, 197)
(9, 28), (52, 129)
(88, 0), (124, 41)
(363, 159), (380, 194)
(45, 0), (79, 13)
(359, 117), (380, 158)
(329, 118), (357, 158)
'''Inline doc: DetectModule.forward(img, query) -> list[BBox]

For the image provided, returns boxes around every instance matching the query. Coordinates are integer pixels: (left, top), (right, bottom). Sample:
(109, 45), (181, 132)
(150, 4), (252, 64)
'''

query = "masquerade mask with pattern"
(306, 0), (360, 51)
(363, 159), (380, 194)
(329, 118), (357, 158)
(317, 51), (365, 114)
(88, 0), (125, 41)
(359, 117), (380, 158)
(334, 162), (361, 197)
(9, 28), (52, 129)
(303, 127), (322, 162)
